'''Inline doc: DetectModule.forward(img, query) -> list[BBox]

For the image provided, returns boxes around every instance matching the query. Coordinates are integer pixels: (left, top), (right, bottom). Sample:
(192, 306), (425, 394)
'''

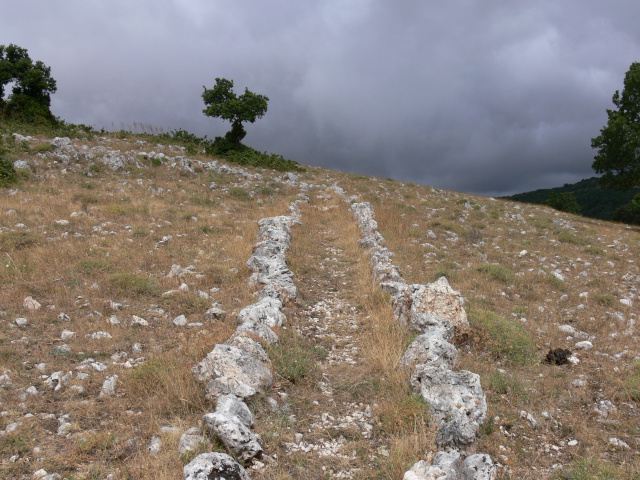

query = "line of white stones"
(344, 194), (497, 480)
(184, 195), (309, 480)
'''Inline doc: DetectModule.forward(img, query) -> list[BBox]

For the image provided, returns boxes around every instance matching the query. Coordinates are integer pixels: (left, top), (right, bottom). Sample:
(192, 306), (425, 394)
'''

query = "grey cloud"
(1, 0), (639, 195)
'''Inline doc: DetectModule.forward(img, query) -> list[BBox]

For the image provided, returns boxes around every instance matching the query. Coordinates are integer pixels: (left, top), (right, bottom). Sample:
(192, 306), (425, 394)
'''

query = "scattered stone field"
(1, 129), (639, 479)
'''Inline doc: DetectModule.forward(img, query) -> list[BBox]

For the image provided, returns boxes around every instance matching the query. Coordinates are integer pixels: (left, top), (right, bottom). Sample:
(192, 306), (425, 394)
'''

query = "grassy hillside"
(1, 121), (639, 479)
(505, 176), (640, 220)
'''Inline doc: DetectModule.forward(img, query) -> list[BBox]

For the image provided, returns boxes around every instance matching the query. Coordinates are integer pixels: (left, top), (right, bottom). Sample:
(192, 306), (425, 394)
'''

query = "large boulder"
(407, 277), (469, 340)
(192, 344), (272, 400)
(411, 365), (487, 427)
(183, 452), (250, 480)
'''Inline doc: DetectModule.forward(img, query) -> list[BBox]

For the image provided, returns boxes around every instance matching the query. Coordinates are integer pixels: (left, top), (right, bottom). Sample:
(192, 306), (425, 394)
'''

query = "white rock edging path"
(186, 196), (307, 478)
(349, 200), (497, 480)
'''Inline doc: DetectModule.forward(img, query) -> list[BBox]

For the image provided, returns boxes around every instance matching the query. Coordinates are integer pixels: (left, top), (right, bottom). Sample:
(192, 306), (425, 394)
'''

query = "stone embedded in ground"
(173, 314), (188, 326)
(131, 315), (149, 326)
(411, 365), (487, 427)
(400, 330), (458, 370)
(192, 344), (272, 400)
(407, 277), (469, 339)
(183, 452), (250, 480)
(178, 427), (208, 455)
(100, 375), (118, 397)
(204, 305), (227, 321)
(458, 453), (497, 480)
(23, 296), (41, 311)
(203, 412), (263, 462)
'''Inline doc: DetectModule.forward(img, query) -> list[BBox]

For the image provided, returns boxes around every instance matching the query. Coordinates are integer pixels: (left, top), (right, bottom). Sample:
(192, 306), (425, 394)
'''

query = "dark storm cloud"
(1, 0), (639, 195)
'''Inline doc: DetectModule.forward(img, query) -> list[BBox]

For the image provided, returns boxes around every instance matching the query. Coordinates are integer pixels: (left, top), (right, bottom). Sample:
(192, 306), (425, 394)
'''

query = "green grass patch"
(268, 330), (321, 384)
(0, 231), (40, 251)
(594, 293), (616, 307)
(76, 258), (112, 275)
(73, 192), (99, 205)
(476, 263), (514, 283)
(553, 457), (624, 480)
(488, 371), (528, 402)
(557, 231), (591, 245)
(624, 361), (640, 402)
(584, 245), (604, 255)
(468, 308), (536, 365)
(228, 187), (250, 201)
(108, 272), (160, 296)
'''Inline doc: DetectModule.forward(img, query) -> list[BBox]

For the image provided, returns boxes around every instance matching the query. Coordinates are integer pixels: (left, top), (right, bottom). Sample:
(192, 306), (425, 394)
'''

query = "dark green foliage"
(612, 192), (640, 225)
(0, 44), (57, 123)
(545, 192), (581, 214)
(0, 157), (17, 186)
(202, 77), (269, 146)
(505, 177), (640, 221)
(592, 61), (640, 190)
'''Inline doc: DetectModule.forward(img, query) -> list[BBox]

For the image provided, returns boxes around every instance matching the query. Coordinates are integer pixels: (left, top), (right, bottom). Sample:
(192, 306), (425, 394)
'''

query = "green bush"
(468, 308), (536, 365)
(0, 157), (17, 186)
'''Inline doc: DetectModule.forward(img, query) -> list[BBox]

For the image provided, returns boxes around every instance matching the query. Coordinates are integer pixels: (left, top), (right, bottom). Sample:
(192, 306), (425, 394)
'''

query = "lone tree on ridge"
(592, 61), (640, 190)
(202, 78), (269, 149)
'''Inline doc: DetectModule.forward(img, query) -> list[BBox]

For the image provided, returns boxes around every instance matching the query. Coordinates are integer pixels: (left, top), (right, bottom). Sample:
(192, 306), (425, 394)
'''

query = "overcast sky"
(1, 1), (638, 196)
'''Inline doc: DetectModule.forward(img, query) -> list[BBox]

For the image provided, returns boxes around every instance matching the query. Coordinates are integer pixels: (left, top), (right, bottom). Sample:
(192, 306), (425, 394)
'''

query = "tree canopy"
(544, 191), (582, 214)
(592, 61), (640, 190)
(202, 78), (268, 146)
(0, 43), (57, 122)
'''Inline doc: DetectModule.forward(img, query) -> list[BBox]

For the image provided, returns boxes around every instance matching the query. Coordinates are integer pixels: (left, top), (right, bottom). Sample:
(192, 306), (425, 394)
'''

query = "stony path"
(277, 196), (387, 479)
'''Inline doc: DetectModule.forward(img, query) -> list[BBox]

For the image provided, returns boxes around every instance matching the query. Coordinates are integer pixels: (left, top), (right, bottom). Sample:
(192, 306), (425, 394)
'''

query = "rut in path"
(258, 193), (433, 479)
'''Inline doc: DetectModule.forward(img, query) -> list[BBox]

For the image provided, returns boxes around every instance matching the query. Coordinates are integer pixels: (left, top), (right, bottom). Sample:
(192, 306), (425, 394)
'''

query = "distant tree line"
(505, 177), (640, 221)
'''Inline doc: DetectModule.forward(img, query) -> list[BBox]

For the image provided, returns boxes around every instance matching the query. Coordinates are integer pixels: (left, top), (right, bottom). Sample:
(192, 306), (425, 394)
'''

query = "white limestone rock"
(23, 296), (41, 311)
(203, 411), (262, 462)
(400, 331), (458, 369)
(183, 452), (250, 480)
(459, 454), (497, 480)
(192, 344), (272, 400)
(407, 277), (469, 339)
